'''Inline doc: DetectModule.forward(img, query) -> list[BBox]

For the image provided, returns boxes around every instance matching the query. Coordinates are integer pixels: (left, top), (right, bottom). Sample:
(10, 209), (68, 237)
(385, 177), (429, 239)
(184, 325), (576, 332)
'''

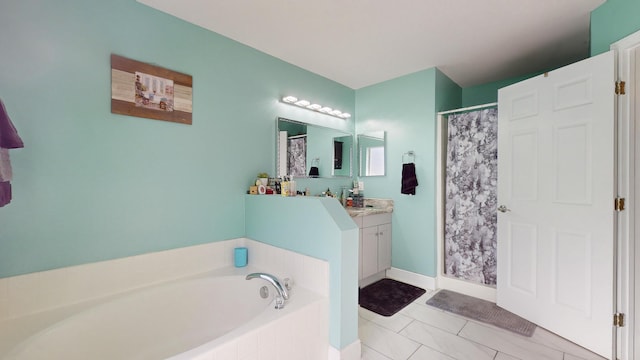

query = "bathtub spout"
(246, 273), (289, 309)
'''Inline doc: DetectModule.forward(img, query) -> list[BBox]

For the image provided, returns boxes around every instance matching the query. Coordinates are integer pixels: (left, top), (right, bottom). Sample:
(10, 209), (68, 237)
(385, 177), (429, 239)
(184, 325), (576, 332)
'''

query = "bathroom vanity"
(348, 199), (393, 287)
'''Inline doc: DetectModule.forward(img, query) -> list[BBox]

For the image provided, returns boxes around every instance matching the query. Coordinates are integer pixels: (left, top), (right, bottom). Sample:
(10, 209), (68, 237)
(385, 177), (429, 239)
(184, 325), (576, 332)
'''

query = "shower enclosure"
(443, 108), (498, 286)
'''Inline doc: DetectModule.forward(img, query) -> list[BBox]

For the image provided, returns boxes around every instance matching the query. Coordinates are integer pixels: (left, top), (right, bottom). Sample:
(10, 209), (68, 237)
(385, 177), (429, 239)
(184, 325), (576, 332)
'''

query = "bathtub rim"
(0, 265), (324, 359)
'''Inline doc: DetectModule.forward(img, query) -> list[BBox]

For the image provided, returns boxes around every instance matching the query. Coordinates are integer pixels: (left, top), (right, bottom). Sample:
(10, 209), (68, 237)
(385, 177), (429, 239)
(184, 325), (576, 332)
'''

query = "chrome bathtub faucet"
(246, 273), (289, 309)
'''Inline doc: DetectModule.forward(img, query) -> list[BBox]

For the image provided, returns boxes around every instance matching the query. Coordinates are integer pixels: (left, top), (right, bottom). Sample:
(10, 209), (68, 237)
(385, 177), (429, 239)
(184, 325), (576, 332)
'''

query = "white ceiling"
(137, 0), (605, 89)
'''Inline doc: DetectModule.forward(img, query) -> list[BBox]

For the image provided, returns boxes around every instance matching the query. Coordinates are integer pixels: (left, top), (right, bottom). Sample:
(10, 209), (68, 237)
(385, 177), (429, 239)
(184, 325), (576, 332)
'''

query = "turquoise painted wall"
(461, 73), (538, 107)
(0, 0), (354, 278)
(435, 69), (463, 113)
(591, 0), (640, 55)
(245, 195), (359, 350)
(354, 68), (460, 277)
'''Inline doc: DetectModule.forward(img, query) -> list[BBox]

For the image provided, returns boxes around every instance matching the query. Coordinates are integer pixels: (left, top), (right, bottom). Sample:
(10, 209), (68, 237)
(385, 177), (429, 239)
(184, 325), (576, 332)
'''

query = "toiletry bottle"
(281, 177), (289, 197)
(289, 180), (296, 196)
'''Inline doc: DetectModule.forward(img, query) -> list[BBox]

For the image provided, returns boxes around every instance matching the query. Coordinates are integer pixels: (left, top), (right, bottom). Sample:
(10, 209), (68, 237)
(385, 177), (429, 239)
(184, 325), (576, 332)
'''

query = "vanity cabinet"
(355, 213), (392, 281)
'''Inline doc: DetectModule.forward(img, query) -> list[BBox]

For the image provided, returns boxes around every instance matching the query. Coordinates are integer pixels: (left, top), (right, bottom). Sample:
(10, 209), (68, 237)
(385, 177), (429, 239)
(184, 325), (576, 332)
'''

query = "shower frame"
(435, 103), (497, 303)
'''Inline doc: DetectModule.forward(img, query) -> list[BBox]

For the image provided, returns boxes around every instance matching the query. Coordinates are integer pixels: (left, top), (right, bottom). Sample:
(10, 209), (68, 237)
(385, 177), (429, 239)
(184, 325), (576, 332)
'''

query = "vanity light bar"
(281, 96), (351, 119)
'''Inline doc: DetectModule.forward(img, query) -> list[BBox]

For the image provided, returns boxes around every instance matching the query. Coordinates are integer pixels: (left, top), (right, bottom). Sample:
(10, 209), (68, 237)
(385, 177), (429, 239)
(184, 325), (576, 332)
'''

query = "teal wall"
(245, 195), (359, 350)
(591, 0), (640, 56)
(461, 73), (538, 107)
(436, 69), (463, 113)
(0, 0), (354, 278)
(354, 68), (460, 277)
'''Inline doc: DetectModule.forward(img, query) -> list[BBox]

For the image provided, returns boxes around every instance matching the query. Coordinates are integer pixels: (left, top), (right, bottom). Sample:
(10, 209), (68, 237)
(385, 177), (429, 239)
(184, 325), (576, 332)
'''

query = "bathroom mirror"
(357, 131), (386, 176)
(277, 118), (353, 178)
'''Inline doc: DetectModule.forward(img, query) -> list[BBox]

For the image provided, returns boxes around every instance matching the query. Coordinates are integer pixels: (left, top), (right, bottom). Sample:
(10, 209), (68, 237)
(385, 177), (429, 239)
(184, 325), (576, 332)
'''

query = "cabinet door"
(361, 226), (379, 279)
(377, 223), (392, 272)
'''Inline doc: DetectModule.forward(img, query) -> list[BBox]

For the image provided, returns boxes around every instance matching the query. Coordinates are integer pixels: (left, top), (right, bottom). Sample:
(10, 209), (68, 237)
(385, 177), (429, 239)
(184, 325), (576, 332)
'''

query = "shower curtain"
(444, 108), (498, 286)
(287, 136), (306, 177)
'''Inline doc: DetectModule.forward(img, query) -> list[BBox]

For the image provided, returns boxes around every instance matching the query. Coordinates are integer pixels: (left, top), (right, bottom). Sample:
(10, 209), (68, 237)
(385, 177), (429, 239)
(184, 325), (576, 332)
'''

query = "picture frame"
(111, 54), (193, 125)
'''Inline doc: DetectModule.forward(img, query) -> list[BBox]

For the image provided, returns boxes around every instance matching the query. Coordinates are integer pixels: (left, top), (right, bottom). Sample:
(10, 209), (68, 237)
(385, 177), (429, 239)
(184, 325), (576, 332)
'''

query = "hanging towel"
(0, 99), (24, 149)
(0, 181), (11, 207)
(0, 148), (12, 181)
(0, 99), (23, 207)
(401, 162), (418, 195)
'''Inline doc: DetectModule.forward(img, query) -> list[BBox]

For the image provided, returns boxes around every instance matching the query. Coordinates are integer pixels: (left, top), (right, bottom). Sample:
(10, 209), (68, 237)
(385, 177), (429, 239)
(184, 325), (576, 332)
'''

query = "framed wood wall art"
(111, 54), (193, 125)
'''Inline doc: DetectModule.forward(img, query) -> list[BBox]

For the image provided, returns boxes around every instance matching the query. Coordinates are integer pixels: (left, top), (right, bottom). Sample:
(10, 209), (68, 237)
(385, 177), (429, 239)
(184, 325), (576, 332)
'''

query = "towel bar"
(402, 151), (415, 163)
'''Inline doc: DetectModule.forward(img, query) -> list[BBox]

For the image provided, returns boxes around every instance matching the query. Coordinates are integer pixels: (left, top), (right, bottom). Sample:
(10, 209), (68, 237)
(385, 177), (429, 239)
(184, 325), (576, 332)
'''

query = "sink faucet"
(246, 272), (289, 309)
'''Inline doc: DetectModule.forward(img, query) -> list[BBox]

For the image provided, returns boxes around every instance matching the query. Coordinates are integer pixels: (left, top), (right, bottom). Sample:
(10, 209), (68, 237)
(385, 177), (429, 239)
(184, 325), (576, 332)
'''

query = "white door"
(497, 51), (615, 358)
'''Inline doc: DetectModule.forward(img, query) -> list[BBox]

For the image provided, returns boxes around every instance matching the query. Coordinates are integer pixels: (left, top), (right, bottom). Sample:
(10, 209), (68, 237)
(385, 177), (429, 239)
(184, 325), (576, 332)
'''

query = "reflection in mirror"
(333, 135), (353, 177)
(277, 118), (353, 178)
(358, 131), (386, 176)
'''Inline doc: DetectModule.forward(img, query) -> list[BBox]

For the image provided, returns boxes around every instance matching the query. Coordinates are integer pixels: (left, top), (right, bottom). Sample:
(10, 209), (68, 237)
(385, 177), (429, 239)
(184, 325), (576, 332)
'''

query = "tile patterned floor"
(359, 289), (607, 360)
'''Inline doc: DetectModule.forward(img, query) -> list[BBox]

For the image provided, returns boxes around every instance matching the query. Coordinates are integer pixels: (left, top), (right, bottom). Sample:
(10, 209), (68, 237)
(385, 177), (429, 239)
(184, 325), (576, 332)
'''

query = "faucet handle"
(283, 277), (293, 291)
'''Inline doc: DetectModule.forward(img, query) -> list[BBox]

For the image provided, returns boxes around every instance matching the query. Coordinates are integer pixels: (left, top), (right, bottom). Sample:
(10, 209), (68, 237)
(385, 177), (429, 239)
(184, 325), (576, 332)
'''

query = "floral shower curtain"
(444, 108), (498, 286)
(287, 136), (306, 177)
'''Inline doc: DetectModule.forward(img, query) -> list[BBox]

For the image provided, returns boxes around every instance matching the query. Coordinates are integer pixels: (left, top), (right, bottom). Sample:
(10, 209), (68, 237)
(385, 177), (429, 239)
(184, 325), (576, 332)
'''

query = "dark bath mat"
(359, 278), (426, 317)
(426, 289), (537, 337)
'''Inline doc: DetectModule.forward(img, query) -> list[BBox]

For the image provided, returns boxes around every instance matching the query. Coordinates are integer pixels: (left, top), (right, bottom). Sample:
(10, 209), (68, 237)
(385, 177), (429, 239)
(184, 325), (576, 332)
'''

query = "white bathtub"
(2, 272), (328, 360)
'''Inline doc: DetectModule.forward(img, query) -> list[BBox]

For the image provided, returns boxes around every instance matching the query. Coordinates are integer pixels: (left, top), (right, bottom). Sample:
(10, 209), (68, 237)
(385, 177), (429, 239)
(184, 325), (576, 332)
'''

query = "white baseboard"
(437, 275), (496, 303)
(385, 267), (436, 290)
(328, 340), (361, 360)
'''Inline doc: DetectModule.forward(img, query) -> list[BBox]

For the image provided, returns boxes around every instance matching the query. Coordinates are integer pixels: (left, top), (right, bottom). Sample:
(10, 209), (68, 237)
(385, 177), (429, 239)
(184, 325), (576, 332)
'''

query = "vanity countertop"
(346, 198), (393, 217)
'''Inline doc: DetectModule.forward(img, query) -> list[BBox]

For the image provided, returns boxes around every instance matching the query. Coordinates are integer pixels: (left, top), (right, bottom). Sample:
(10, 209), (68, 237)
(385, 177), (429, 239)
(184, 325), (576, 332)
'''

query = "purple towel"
(0, 99), (24, 149)
(401, 163), (418, 195)
(0, 181), (11, 207)
(0, 99), (23, 207)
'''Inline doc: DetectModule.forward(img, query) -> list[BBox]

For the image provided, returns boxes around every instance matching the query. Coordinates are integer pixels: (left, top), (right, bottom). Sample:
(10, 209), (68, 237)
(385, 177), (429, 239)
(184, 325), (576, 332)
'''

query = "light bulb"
(282, 96), (298, 103)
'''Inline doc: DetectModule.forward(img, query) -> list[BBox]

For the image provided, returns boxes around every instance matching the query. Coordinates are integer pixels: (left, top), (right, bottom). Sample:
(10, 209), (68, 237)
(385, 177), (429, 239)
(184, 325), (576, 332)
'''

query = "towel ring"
(402, 151), (415, 163)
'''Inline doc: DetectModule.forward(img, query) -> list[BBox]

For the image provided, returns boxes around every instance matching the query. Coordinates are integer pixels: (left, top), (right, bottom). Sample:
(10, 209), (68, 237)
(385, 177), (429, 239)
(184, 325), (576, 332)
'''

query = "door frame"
(611, 29), (640, 360)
